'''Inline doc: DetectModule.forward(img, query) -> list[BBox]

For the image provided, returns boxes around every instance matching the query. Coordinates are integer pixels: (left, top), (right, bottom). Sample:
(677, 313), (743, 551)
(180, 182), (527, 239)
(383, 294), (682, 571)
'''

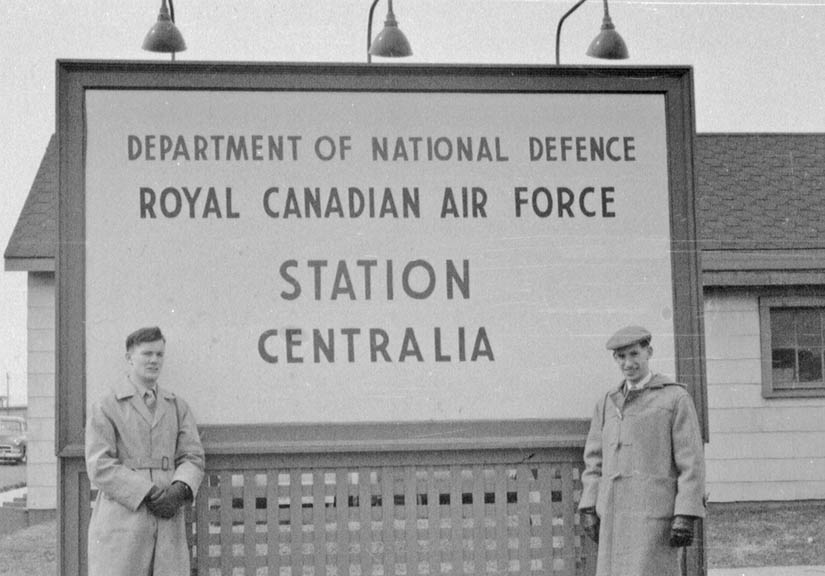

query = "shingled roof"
(3, 134), (56, 271)
(695, 133), (825, 251)
(696, 133), (825, 286)
(5, 133), (825, 280)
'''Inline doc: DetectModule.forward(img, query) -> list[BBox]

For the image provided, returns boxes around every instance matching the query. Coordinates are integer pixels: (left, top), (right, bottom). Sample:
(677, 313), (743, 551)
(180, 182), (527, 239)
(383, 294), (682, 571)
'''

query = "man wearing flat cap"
(578, 326), (705, 576)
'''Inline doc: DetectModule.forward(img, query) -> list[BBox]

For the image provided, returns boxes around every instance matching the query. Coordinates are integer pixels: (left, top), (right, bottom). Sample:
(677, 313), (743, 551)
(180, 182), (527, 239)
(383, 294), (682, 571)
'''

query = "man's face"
(613, 342), (652, 384)
(126, 339), (165, 386)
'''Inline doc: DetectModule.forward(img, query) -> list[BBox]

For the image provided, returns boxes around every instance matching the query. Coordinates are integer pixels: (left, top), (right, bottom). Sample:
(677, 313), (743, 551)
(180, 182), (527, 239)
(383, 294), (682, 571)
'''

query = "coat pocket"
(641, 475), (677, 519)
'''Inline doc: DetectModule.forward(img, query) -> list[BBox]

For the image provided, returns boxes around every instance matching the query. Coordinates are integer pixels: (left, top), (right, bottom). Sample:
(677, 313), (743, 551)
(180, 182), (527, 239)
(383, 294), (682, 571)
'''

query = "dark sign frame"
(56, 61), (706, 576)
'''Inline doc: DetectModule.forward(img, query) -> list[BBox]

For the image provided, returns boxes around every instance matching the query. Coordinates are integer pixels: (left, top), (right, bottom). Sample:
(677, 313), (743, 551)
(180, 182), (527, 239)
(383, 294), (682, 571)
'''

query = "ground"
(705, 502), (825, 568)
(0, 501), (824, 574)
(0, 521), (55, 576)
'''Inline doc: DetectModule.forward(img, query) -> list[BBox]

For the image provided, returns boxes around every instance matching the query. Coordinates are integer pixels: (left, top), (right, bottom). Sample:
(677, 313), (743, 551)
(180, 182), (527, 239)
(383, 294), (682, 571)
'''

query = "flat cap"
(605, 325), (652, 350)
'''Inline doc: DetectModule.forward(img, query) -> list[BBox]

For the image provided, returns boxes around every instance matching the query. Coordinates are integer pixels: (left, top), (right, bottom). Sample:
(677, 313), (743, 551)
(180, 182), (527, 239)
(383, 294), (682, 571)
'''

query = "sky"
(1, 0), (824, 406)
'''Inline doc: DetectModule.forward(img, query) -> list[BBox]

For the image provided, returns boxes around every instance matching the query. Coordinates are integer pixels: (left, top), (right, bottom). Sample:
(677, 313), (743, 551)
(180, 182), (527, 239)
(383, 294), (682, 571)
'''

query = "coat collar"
(113, 377), (137, 400)
(114, 376), (176, 400)
(607, 373), (677, 411)
(114, 377), (176, 427)
(610, 373), (675, 394)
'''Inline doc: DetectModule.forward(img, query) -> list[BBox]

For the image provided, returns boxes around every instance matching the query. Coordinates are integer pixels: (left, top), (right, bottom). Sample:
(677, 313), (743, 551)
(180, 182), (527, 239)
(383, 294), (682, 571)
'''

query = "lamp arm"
(367, 0), (381, 63)
(555, 0), (589, 65)
(169, 0), (177, 61)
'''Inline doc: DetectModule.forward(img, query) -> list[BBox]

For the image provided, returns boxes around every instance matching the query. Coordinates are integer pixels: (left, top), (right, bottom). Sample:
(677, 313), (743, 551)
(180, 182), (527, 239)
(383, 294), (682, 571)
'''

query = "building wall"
(704, 289), (825, 502)
(26, 272), (56, 510)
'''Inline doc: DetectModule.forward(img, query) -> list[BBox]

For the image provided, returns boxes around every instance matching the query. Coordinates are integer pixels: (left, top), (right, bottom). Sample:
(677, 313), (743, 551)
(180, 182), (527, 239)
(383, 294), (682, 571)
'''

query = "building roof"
(695, 133), (825, 251)
(5, 133), (825, 283)
(3, 134), (56, 272)
(696, 133), (825, 286)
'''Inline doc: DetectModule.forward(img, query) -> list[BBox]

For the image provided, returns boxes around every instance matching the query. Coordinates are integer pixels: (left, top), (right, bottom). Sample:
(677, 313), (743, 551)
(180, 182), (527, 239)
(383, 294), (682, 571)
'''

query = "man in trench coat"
(578, 326), (705, 576)
(86, 326), (205, 576)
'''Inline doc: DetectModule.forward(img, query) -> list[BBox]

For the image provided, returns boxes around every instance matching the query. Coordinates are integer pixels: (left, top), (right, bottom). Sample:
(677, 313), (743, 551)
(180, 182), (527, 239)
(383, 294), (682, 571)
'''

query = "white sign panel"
(84, 89), (674, 424)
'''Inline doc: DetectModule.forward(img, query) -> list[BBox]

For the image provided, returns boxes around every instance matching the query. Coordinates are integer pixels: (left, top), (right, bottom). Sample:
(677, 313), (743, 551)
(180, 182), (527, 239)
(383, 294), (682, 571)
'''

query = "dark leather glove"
(580, 508), (600, 543)
(669, 515), (695, 547)
(144, 484), (163, 508)
(146, 482), (191, 519)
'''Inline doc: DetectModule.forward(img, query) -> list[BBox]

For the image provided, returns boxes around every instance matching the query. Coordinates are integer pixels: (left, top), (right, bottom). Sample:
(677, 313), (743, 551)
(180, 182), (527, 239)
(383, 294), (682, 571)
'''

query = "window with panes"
(760, 297), (825, 398)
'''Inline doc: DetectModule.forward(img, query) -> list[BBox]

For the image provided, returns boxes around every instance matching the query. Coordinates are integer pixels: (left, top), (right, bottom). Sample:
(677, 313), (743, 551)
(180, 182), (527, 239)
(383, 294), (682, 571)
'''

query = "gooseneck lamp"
(367, 0), (412, 63)
(142, 0), (187, 61)
(555, 0), (628, 65)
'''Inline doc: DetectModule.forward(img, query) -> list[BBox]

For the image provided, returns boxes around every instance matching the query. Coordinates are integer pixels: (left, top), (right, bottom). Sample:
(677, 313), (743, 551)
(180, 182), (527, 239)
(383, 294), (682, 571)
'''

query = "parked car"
(0, 416), (27, 464)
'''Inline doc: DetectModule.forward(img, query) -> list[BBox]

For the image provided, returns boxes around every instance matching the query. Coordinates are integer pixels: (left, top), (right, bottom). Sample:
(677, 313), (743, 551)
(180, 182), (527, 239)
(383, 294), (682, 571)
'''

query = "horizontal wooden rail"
(64, 421), (596, 576)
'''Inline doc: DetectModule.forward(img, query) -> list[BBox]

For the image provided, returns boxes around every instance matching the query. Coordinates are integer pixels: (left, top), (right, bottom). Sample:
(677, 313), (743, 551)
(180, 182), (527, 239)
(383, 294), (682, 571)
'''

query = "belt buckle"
(162, 456), (170, 471)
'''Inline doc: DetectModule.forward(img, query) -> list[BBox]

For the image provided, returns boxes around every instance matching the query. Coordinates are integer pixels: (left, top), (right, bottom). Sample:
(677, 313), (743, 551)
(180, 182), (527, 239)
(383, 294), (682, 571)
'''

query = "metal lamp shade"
(369, 5), (412, 58)
(370, 26), (412, 57)
(586, 15), (628, 60)
(142, 1), (187, 54)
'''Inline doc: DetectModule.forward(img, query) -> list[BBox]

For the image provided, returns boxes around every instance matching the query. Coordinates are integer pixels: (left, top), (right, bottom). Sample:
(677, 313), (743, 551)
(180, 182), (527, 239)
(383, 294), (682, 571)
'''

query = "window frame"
(760, 295), (825, 398)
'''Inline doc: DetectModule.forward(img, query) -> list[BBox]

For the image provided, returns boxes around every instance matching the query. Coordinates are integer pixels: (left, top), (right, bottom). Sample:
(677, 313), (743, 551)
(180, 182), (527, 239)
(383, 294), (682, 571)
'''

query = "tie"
(145, 388), (157, 413)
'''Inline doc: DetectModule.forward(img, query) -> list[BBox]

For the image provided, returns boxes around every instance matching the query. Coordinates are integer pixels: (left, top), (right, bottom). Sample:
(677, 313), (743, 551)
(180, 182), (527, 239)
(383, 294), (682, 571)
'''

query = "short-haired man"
(86, 326), (205, 576)
(578, 326), (705, 576)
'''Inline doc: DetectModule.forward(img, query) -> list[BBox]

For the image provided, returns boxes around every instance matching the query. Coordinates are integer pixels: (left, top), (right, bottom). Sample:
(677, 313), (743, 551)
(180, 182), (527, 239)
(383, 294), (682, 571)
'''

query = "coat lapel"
(608, 383), (626, 415)
(152, 387), (176, 429)
(115, 378), (154, 426)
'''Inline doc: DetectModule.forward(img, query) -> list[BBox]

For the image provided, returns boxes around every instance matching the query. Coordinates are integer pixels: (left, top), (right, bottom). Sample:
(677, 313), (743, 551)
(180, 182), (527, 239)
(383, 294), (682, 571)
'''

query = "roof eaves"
(3, 134), (57, 271)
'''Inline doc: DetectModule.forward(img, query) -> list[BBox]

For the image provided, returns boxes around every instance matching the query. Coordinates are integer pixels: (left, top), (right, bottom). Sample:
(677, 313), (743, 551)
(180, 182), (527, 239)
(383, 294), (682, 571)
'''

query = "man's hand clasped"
(145, 482), (191, 519)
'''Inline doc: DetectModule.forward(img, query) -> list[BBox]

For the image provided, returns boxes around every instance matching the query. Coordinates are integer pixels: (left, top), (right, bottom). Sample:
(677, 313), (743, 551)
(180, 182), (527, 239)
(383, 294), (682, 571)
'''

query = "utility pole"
(4, 372), (9, 411)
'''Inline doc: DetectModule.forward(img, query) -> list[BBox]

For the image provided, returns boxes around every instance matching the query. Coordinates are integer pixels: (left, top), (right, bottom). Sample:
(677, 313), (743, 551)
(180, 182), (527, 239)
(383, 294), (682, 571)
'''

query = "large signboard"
(60, 63), (703, 428)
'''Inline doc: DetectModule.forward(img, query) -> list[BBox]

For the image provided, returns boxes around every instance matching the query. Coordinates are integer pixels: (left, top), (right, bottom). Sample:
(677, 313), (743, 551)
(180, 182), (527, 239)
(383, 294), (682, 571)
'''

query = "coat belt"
(123, 456), (171, 470)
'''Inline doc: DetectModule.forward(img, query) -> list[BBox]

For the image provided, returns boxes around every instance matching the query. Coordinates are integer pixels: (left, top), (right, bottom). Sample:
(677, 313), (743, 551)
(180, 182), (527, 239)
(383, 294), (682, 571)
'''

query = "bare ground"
(1, 501), (824, 574)
(0, 521), (56, 576)
(705, 501), (825, 568)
